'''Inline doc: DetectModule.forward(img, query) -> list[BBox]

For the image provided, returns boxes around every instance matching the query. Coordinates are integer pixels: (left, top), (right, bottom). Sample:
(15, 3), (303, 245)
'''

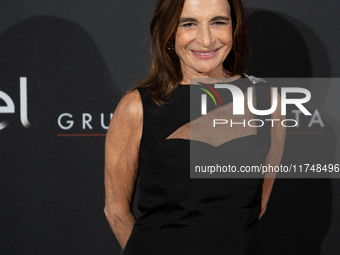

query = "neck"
(180, 67), (239, 84)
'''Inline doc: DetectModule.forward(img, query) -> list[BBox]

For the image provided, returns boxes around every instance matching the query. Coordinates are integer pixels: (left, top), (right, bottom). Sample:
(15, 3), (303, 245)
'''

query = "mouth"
(190, 48), (219, 58)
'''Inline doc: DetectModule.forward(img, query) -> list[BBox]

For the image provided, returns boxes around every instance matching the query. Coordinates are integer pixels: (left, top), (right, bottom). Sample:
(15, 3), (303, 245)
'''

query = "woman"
(104, 0), (285, 254)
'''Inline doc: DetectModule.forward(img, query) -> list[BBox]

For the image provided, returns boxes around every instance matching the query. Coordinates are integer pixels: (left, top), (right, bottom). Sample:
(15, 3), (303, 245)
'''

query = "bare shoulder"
(270, 87), (284, 121)
(110, 89), (143, 129)
(106, 88), (143, 140)
(117, 89), (142, 121)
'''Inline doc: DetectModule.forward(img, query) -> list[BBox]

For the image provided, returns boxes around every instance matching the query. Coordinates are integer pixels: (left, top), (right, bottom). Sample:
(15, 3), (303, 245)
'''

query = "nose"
(196, 24), (212, 48)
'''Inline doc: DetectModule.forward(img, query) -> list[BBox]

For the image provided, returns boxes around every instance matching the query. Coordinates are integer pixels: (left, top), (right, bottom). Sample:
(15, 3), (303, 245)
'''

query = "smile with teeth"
(191, 49), (219, 57)
(192, 50), (217, 55)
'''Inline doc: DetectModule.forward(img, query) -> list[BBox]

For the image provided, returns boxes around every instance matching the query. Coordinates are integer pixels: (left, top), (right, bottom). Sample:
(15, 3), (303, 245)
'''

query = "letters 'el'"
(0, 77), (31, 130)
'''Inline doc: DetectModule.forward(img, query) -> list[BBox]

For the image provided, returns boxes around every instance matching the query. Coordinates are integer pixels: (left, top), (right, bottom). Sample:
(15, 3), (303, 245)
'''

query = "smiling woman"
(128, 0), (249, 106)
(175, 0), (234, 81)
(104, 0), (285, 254)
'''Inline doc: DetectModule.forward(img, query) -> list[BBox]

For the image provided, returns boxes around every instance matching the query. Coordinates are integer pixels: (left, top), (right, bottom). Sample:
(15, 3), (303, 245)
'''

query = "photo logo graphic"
(198, 82), (223, 115)
(200, 83), (312, 116)
(197, 82), (313, 128)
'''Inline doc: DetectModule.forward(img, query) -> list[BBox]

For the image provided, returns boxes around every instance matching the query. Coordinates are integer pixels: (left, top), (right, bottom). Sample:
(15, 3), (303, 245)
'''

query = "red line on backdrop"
(57, 134), (106, 137)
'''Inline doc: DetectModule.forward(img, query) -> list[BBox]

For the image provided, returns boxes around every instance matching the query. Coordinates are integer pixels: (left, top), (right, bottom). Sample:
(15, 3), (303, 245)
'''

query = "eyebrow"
(179, 16), (230, 23)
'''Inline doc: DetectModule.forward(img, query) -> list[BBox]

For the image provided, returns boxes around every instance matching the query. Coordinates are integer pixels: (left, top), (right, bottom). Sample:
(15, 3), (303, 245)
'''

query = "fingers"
(259, 205), (267, 220)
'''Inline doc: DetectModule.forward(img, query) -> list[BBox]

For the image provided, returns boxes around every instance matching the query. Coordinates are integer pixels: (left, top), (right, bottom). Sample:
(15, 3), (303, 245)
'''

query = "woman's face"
(175, 0), (233, 82)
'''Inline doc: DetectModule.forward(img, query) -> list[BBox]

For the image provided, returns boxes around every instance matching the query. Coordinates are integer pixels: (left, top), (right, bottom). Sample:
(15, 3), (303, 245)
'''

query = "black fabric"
(123, 77), (272, 255)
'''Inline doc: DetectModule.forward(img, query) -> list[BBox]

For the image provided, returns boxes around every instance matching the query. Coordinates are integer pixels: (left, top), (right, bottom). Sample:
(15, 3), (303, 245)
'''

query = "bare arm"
(104, 89), (143, 249)
(259, 87), (286, 219)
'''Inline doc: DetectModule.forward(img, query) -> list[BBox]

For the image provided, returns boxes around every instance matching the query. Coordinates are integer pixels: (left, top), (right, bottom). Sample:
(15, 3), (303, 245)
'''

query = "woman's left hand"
(259, 189), (270, 220)
(259, 176), (275, 220)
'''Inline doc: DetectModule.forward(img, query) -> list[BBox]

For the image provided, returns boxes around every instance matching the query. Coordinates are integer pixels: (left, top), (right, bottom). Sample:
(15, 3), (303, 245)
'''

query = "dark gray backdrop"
(0, 0), (339, 254)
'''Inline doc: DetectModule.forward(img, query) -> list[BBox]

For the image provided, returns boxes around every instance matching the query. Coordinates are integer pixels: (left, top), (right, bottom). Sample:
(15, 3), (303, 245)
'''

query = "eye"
(181, 23), (195, 28)
(213, 21), (227, 26)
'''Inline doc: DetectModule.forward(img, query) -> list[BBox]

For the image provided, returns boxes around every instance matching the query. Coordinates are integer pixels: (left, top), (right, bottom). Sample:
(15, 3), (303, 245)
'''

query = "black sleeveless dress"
(123, 76), (271, 255)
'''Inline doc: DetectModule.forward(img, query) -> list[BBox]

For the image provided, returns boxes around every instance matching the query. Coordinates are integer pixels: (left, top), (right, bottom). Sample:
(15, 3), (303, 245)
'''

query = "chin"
(195, 67), (219, 74)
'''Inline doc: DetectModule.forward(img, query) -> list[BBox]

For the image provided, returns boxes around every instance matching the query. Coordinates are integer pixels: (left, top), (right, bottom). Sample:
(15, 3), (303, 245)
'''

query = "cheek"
(175, 29), (194, 49)
(218, 29), (233, 46)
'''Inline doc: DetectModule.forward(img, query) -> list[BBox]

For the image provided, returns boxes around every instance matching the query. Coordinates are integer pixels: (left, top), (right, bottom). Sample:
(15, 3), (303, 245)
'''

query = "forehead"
(181, 0), (231, 17)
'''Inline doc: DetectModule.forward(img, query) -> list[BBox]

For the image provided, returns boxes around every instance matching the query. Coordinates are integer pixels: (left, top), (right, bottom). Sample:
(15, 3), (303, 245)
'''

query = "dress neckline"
(179, 74), (246, 86)
(179, 76), (245, 86)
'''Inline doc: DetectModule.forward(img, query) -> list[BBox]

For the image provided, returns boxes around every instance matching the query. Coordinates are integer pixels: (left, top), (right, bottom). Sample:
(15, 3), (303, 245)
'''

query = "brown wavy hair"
(133, 0), (249, 106)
